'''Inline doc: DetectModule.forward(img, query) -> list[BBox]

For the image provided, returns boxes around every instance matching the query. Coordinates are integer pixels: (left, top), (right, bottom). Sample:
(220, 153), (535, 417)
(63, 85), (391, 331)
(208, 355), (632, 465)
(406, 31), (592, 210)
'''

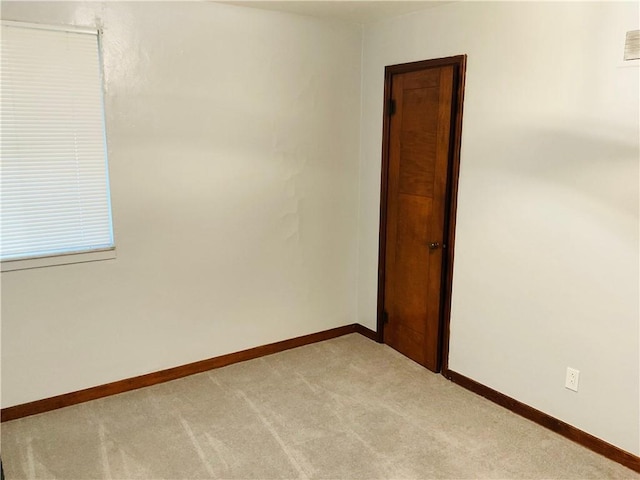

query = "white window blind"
(1, 21), (114, 263)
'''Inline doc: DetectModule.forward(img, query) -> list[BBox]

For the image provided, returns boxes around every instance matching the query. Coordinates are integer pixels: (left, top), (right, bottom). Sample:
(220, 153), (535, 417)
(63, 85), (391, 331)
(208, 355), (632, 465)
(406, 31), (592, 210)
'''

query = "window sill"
(1, 248), (116, 272)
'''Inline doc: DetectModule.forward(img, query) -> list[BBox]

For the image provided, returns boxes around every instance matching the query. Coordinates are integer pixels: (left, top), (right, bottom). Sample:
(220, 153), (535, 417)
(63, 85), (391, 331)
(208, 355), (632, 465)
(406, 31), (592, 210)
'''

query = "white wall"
(358, 2), (639, 455)
(0, 2), (362, 408)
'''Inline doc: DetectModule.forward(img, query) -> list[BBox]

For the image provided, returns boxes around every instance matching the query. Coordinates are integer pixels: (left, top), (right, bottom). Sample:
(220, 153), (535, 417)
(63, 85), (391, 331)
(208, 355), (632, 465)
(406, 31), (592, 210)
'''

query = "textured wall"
(0, 2), (362, 407)
(358, 1), (639, 455)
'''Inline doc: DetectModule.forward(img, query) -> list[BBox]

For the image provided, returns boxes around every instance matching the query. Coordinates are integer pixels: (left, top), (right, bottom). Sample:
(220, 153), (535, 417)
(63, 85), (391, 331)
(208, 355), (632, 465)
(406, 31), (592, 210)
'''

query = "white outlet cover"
(565, 367), (580, 392)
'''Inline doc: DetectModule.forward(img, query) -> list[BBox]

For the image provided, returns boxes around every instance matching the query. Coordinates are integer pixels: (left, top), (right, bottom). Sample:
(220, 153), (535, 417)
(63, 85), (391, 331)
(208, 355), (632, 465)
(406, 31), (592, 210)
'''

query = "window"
(1, 21), (115, 271)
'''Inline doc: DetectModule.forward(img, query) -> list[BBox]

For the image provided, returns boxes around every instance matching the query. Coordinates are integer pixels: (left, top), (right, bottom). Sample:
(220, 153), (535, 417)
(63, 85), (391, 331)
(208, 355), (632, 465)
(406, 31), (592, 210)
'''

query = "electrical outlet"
(565, 367), (580, 392)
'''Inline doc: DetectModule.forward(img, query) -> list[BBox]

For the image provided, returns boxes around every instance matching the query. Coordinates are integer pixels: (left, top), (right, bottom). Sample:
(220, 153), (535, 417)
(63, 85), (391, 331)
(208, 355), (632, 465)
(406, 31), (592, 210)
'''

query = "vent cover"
(624, 30), (640, 61)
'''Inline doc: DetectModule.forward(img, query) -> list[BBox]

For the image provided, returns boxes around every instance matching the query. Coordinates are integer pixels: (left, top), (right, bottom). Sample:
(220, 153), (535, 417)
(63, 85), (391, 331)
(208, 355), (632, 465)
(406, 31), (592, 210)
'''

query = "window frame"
(0, 20), (116, 272)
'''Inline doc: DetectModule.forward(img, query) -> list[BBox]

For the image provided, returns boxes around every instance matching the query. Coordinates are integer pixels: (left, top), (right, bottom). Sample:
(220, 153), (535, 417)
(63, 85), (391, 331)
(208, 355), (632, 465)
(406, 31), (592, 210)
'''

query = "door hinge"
(388, 99), (396, 116)
(383, 310), (389, 324)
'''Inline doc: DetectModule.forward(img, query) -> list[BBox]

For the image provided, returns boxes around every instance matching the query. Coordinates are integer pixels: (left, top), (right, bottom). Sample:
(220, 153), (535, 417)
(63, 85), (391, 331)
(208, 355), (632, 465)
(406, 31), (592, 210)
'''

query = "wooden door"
(380, 59), (463, 372)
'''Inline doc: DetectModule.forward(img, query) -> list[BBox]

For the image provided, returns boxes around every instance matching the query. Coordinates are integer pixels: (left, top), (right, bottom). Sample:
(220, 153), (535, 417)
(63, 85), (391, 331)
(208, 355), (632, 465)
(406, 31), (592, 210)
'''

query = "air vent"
(624, 30), (640, 61)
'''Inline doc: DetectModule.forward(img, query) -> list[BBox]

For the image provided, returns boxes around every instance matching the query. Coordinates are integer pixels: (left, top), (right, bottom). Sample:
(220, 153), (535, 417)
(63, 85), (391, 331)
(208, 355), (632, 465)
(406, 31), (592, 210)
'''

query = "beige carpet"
(1, 333), (638, 479)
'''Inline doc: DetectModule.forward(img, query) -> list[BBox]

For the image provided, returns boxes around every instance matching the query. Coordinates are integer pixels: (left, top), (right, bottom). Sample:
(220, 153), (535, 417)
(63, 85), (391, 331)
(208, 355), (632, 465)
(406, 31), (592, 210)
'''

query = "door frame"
(376, 55), (467, 373)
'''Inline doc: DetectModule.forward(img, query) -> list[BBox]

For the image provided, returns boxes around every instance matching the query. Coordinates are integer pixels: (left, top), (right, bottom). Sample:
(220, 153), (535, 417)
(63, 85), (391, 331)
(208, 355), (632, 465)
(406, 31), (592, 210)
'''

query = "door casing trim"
(376, 55), (467, 373)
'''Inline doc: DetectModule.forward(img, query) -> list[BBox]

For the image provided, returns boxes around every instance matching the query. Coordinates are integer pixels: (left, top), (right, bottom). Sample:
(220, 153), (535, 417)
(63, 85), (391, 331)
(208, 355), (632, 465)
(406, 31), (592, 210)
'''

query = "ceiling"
(218, 1), (449, 24)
